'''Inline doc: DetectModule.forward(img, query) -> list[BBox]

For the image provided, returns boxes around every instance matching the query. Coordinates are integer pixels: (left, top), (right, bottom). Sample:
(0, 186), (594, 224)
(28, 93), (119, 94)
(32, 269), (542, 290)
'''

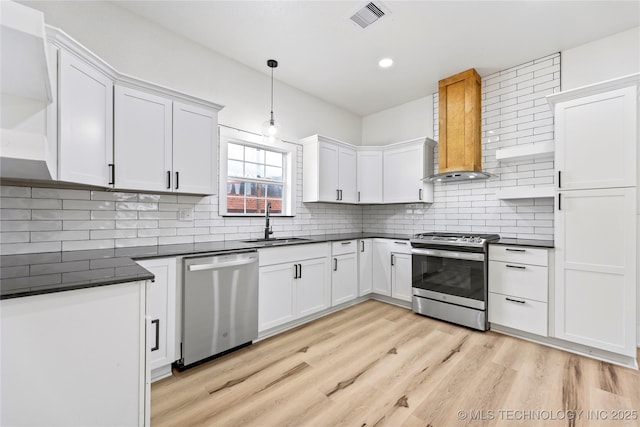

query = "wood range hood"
(429, 68), (490, 183)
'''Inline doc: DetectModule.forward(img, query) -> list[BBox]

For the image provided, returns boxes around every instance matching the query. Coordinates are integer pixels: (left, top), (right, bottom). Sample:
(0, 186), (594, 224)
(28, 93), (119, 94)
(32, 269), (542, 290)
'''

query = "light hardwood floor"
(151, 300), (640, 426)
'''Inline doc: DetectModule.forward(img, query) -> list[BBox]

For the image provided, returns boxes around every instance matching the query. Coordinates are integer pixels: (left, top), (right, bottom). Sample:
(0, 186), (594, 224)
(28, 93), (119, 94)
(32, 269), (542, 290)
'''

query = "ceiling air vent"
(349, 1), (389, 29)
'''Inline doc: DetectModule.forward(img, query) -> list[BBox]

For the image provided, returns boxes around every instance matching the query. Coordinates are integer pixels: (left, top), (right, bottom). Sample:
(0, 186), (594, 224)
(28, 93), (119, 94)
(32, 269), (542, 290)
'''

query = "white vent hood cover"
(1, 1), (52, 102)
(0, 129), (55, 180)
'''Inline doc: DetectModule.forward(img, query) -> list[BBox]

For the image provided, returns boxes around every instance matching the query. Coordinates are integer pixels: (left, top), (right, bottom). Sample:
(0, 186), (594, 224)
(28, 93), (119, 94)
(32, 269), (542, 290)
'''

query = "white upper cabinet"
(550, 83), (637, 190)
(114, 85), (172, 192)
(114, 85), (219, 194)
(172, 102), (218, 195)
(302, 135), (357, 203)
(383, 139), (434, 203)
(357, 149), (383, 203)
(58, 49), (113, 187)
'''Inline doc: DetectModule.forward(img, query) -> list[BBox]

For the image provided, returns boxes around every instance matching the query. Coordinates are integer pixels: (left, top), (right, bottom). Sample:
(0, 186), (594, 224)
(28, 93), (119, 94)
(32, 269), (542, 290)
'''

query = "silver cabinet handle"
(391, 254), (395, 266)
(357, 191), (361, 202)
(151, 319), (160, 351)
(175, 171), (179, 190)
(341, 241), (352, 245)
(333, 258), (338, 271)
(419, 188), (423, 201)
(506, 297), (526, 304)
(506, 264), (526, 270)
(394, 241), (407, 245)
(166, 171), (171, 189)
(505, 248), (525, 252)
(361, 241), (365, 252)
(298, 263), (302, 278)
(336, 189), (340, 201)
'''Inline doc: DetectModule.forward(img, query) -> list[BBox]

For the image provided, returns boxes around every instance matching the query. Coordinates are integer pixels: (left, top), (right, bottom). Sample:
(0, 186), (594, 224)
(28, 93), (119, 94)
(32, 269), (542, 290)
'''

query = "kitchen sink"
(242, 237), (312, 245)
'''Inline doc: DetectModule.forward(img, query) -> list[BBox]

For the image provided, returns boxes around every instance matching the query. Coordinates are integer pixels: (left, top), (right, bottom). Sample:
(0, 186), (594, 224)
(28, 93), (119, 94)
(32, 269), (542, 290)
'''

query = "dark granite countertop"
(0, 233), (411, 300)
(490, 238), (554, 249)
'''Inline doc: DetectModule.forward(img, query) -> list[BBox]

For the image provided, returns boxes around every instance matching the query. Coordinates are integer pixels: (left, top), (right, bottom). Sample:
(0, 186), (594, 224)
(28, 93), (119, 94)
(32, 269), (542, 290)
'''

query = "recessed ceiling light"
(378, 58), (393, 68)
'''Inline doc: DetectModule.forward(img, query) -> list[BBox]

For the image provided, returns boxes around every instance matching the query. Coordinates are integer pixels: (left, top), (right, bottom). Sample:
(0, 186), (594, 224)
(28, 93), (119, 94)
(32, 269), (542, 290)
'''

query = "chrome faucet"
(264, 202), (274, 240)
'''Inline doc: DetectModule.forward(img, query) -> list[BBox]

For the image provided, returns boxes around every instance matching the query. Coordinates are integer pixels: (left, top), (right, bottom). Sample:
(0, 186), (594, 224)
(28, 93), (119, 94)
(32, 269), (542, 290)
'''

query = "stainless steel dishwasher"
(179, 250), (258, 369)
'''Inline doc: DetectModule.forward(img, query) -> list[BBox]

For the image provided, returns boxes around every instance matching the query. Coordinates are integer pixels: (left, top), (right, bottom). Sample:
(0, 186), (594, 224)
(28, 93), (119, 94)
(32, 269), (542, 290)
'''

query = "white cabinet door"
(58, 49), (113, 187)
(372, 240), (392, 295)
(331, 252), (358, 306)
(318, 141), (340, 201)
(357, 150), (383, 203)
(258, 263), (296, 332)
(297, 257), (331, 317)
(338, 145), (357, 203)
(358, 239), (373, 295)
(114, 85), (172, 192)
(383, 142), (433, 203)
(391, 252), (412, 302)
(173, 101), (218, 195)
(555, 86), (637, 190)
(137, 257), (177, 382)
(1, 282), (146, 426)
(554, 187), (636, 356)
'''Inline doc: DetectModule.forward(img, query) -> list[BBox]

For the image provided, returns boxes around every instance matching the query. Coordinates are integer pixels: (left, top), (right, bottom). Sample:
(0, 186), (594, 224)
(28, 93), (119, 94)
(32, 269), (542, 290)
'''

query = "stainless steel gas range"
(410, 232), (500, 331)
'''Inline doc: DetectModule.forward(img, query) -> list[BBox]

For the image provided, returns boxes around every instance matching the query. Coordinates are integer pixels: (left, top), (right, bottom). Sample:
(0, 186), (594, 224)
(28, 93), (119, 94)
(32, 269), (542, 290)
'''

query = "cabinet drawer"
(488, 261), (548, 302)
(258, 243), (329, 267)
(331, 240), (357, 256)
(489, 245), (548, 266)
(489, 292), (548, 336)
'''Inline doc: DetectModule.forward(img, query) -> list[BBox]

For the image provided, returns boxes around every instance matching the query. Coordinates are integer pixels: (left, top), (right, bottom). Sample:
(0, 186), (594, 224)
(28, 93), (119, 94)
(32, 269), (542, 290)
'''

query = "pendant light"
(262, 59), (280, 143)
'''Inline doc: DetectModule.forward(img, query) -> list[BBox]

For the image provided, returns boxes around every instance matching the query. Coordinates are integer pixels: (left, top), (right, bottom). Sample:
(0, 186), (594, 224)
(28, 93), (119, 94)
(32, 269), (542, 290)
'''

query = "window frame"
(219, 126), (296, 217)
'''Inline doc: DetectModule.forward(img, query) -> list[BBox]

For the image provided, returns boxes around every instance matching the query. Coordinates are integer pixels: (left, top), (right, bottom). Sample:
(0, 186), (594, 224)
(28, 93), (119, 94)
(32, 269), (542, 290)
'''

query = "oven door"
(411, 247), (486, 310)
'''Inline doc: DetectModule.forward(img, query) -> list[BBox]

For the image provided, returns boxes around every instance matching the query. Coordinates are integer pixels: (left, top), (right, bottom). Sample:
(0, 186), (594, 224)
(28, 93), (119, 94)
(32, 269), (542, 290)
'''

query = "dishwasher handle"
(188, 257), (257, 272)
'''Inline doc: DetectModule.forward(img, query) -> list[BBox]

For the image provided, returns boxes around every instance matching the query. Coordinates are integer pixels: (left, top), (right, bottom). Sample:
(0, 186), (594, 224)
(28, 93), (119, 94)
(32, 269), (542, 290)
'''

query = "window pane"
(227, 181), (244, 195)
(226, 196), (245, 213)
(245, 146), (264, 164)
(266, 150), (283, 167)
(265, 166), (283, 181)
(245, 183), (267, 197)
(266, 184), (283, 198)
(228, 160), (244, 177)
(228, 143), (244, 160)
(244, 162), (265, 178)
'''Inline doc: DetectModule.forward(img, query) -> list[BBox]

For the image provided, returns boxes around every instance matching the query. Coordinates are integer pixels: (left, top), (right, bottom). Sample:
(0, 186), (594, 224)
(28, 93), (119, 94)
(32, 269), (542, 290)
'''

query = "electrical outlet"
(179, 208), (193, 221)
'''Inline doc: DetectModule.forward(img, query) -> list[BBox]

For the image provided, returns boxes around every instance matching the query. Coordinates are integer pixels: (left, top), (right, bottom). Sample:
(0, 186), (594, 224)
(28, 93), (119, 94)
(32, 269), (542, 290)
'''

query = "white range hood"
(1, 1), (55, 180)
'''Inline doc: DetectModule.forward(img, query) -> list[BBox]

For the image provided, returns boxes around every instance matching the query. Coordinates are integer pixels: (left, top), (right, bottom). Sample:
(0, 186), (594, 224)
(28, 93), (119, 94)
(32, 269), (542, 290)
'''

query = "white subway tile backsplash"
(32, 188), (90, 200)
(1, 232), (30, 243)
(31, 230), (90, 242)
(1, 209), (31, 220)
(62, 239), (114, 251)
(63, 200), (114, 210)
(33, 210), (90, 220)
(1, 198), (62, 210)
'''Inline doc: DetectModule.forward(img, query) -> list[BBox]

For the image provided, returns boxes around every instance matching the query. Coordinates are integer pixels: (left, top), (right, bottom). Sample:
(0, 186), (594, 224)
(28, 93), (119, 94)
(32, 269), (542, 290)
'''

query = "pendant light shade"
(262, 59), (281, 143)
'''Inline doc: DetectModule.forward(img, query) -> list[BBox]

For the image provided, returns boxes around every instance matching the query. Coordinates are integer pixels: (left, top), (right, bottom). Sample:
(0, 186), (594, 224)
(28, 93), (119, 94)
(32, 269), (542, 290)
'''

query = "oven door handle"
(411, 248), (485, 262)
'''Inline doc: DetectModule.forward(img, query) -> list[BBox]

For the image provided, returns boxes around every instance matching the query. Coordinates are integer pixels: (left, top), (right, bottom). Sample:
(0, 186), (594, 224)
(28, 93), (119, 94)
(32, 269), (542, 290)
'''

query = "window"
(219, 127), (296, 216)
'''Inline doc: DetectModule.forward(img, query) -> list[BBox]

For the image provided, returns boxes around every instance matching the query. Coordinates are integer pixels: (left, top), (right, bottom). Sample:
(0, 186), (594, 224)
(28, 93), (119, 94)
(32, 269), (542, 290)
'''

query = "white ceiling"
(113, 1), (640, 117)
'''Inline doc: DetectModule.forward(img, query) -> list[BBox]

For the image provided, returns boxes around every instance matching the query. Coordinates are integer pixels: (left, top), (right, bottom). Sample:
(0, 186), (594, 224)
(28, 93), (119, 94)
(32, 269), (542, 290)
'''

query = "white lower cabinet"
(358, 239), (373, 295)
(136, 257), (177, 383)
(553, 188), (637, 357)
(331, 240), (358, 306)
(488, 245), (550, 337)
(1, 282), (149, 426)
(372, 239), (412, 302)
(391, 252), (412, 302)
(258, 243), (330, 332)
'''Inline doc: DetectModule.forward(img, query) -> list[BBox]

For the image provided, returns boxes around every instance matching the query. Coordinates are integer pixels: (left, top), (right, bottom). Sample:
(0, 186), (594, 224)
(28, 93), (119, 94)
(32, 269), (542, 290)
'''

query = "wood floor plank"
(151, 300), (640, 427)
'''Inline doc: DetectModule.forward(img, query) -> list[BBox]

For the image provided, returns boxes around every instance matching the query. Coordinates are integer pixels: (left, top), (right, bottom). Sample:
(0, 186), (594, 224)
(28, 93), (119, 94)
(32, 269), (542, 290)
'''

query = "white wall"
(561, 26), (640, 90)
(361, 96), (433, 146)
(20, 0), (362, 144)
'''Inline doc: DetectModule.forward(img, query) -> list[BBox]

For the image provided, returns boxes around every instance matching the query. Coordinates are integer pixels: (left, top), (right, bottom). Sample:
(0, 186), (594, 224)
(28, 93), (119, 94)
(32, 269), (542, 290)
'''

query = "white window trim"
(219, 126), (297, 217)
